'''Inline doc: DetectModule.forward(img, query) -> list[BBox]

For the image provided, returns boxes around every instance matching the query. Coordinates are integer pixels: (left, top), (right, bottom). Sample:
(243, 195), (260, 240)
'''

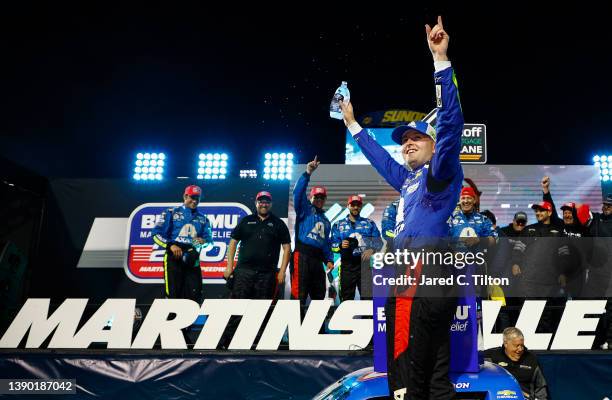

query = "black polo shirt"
(483, 346), (546, 397)
(231, 213), (291, 271)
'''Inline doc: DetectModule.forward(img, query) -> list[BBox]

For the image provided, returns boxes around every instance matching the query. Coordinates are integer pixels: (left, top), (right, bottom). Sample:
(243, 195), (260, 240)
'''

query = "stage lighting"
(197, 153), (229, 179)
(262, 152), (294, 180)
(592, 153), (612, 181)
(239, 169), (257, 179)
(134, 152), (165, 181)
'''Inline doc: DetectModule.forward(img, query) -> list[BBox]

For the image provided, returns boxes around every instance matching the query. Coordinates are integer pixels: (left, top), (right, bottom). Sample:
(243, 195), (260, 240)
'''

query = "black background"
(1, 5), (611, 179)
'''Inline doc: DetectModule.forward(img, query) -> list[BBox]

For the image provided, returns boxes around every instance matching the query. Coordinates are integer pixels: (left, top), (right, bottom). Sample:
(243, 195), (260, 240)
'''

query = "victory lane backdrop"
(31, 178), (289, 304)
(126, 203), (251, 283)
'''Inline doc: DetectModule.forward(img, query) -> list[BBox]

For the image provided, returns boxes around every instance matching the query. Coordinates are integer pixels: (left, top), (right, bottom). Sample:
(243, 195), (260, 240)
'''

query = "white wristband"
(347, 121), (363, 136)
(434, 60), (451, 72)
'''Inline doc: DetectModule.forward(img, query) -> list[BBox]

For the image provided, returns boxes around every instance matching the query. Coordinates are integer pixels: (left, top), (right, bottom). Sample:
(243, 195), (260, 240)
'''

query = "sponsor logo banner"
(124, 202), (251, 283)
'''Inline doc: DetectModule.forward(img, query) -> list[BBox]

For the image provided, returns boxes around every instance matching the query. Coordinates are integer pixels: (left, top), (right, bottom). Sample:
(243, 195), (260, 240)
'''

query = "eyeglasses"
(188, 195), (200, 201)
(515, 220), (526, 226)
(313, 195), (326, 200)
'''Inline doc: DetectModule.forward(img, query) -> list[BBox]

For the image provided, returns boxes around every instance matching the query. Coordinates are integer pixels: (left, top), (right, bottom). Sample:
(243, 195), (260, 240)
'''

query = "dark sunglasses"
(313, 195), (326, 200)
(515, 220), (526, 226)
(188, 195), (200, 201)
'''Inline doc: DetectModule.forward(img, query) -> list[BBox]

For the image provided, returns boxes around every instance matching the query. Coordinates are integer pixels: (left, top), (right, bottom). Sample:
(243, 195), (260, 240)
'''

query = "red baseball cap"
(460, 186), (477, 199)
(310, 186), (327, 197)
(184, 185), (202, 196)
(347, 195), (363, 205)
(560, 202), (576, 211)
(531, 201), (552, 211)
(256, 191), (272, 201)
(576, 203), (591, 226)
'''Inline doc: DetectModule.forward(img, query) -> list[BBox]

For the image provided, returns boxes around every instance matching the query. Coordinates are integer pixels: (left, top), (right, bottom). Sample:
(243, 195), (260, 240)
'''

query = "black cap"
(481, 210), (496, 225)
(604, 194), (612, 205)
(514, 211), (528, 222)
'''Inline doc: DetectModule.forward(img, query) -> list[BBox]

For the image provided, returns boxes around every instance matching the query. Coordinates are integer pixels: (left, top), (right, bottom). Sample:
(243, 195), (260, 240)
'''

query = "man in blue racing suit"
(449, 186), (497, 251)
(292, 156), (335, 304)
(331, 195), (383, 301)
(340, 16), (463, 400)
(152, 185), (213, 302)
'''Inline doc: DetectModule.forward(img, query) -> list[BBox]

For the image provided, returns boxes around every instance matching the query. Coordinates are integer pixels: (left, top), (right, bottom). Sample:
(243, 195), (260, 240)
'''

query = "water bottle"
(329, 81), (350, 120)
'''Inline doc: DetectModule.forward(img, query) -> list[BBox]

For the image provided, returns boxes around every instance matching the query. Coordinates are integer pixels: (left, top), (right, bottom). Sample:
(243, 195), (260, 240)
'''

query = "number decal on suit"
(307, 222), (326, 240)
(178, 223), (197, 238)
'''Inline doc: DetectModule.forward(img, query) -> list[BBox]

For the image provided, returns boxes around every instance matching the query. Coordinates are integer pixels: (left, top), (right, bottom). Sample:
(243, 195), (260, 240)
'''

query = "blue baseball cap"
(390, 108), (438, 145)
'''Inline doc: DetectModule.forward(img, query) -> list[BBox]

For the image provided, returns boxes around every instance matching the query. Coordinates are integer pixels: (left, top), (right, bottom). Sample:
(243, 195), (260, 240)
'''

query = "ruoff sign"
(460, 124), (487, 164)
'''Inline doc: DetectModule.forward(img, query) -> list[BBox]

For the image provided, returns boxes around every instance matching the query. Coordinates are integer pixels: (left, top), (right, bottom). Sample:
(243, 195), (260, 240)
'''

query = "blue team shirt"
(448, 209), (497, 250)
(331, 215), (383, 256)
(152, 205), (213, 248)
(293, 172), (334, 263)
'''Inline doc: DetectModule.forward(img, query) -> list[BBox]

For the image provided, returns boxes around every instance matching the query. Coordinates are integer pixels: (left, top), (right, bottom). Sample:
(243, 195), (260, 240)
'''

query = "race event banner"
(124, 203), (251, 283)
(345, 124), (487, 165)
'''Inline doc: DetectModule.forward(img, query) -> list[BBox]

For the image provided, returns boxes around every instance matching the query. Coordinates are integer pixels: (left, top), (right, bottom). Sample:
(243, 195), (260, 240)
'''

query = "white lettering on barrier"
(194, 299), (271, 350)
(482, 300), (503, 350)
(131, 299), (200, 349)
(0, 299), (87, 348)
(482, 300), (606, 350)
(514, 300), (553, 350)
(0, 299), (606, 350)
(257, 300), (372, 350)
(550, 300), (606, 350)
(72, 299), (135, 349)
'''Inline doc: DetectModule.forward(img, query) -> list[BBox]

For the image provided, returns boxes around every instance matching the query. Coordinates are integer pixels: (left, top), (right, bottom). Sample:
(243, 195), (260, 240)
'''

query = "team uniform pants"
(230, 267), (277, 300)
(290, 243), (325, 303)
(385, 296), (457, 400)
(163, 248), (202, 302)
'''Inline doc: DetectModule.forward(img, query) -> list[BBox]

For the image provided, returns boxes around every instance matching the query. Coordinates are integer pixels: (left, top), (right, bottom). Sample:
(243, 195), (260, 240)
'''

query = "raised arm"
(426, 16), (464, 182)
(340, 101), (409, 191)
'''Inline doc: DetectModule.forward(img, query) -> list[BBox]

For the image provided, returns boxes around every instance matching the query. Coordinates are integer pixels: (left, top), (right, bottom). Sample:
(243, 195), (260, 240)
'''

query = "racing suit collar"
(346, 214), (364, 223)
(461, 210), (475, 218)
(181, 204), (197, 214)
(407, 162), (428, 173)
